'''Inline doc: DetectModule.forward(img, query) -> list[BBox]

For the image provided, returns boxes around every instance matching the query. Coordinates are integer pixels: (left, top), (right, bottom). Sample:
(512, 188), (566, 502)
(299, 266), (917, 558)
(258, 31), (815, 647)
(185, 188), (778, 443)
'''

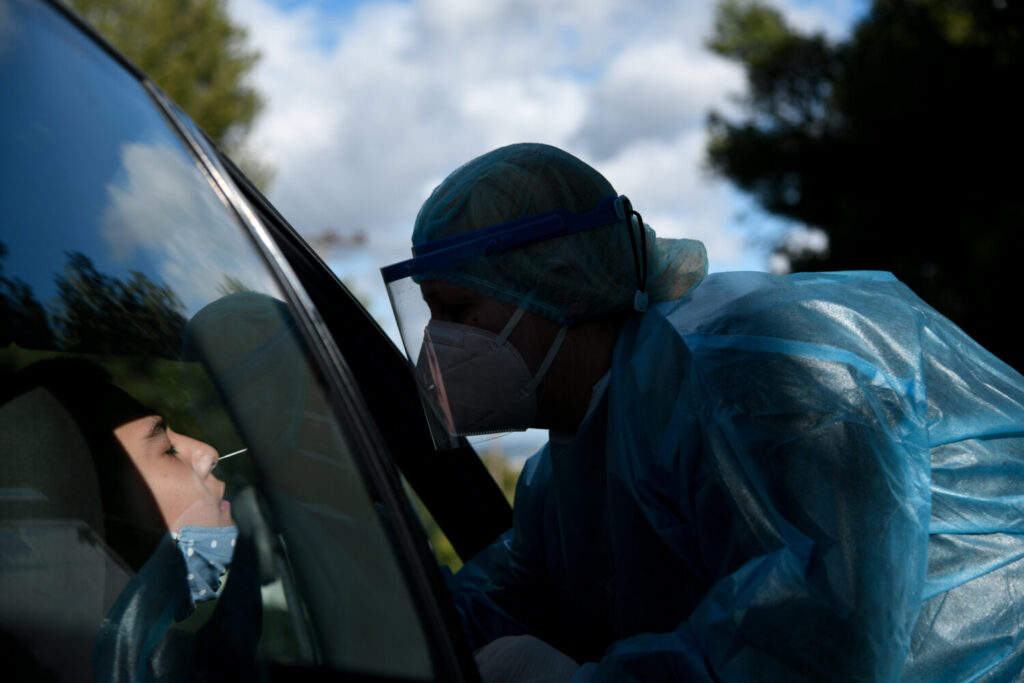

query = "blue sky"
(263, 0), (869, 25)
(225, 0), (867, 457)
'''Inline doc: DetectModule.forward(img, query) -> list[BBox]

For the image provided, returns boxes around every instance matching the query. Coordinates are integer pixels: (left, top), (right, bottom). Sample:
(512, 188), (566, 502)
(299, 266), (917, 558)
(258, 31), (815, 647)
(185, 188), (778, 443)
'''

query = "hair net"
(412, 143), (708, 324)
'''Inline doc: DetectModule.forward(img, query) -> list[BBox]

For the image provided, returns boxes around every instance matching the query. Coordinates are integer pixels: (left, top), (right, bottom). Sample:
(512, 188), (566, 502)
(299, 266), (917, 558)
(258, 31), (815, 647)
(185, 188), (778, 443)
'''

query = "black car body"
(0, 0), (511, 679)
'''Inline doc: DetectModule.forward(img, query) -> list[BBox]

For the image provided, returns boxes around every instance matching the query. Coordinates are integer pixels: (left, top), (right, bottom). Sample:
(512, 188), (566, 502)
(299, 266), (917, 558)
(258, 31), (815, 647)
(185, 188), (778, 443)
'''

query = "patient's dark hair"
(4, 358), (166, 571)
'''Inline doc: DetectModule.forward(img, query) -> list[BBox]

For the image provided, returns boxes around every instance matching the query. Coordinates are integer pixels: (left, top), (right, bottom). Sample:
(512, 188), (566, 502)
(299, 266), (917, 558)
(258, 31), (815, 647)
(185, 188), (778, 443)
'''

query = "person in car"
(7, 358), (236, 589)
(383, 143), (1024, 681)
(4, 359), (241, 680)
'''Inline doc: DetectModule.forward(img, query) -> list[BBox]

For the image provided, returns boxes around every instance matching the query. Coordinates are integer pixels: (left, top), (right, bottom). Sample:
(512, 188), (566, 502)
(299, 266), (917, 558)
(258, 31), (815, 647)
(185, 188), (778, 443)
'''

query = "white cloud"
(228, 0), (859, 325)
(769, 0), (867, 40)
(573, 41), (744, 159)
(101, 139), (282, 313)
(596, 130), (747, 264)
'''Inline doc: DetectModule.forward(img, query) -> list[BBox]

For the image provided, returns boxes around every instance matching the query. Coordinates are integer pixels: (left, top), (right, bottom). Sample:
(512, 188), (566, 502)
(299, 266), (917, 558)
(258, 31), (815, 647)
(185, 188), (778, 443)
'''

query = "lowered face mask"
(173, 525), (238, 606)
(417, 307), (567, 437)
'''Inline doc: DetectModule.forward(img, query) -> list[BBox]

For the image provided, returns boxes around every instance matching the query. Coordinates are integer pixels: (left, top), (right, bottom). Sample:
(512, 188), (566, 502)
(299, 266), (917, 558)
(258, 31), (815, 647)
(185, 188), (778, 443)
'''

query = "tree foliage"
(69, 0), (272, 187)
(54, 252), (187, 358)
(707, 0), (1024, 370)
(1, 242), (56, 348)
(3, 247), (189, 358)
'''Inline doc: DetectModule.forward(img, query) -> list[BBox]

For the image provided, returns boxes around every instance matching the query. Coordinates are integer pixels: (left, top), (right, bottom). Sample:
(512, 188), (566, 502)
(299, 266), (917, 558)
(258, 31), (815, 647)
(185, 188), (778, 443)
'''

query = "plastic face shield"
(381, 195), (631, 450)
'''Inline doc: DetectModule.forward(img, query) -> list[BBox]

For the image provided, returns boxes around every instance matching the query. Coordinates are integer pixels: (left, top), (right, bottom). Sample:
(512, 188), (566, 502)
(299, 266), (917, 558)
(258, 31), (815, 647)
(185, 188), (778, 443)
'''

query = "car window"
(0, 1), (438, 680)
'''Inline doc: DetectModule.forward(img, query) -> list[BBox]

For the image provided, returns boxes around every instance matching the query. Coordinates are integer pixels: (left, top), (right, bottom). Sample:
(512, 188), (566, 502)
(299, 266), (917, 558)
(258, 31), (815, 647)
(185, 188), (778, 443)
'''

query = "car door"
(211, 146), (515, 565)
(0, 0), (505, 680)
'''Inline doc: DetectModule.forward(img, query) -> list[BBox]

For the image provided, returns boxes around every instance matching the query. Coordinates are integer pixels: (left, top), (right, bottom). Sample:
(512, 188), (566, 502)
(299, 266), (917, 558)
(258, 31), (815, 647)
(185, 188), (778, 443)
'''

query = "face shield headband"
(382, 195), (646, 298)
(382, 196), (648, 449)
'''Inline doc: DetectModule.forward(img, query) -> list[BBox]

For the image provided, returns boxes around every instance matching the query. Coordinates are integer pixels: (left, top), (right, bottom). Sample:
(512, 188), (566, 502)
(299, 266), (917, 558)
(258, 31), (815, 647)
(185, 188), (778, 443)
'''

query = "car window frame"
(148, 90), (479, 683)
(213, 151), (508, 681)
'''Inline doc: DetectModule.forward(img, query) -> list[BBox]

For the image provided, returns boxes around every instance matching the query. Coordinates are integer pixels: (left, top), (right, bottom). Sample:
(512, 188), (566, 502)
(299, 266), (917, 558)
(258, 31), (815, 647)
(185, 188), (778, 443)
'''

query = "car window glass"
(1, 1), (434, 680)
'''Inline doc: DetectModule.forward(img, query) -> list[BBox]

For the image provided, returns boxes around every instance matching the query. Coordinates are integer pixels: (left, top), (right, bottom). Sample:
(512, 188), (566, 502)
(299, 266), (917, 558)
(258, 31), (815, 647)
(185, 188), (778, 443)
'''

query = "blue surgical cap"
(412, 143), (708, 324)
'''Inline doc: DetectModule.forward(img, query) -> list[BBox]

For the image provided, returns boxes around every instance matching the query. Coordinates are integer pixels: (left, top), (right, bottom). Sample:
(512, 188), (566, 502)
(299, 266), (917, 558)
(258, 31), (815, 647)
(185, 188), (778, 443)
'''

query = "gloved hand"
(474, 634), (580, 683)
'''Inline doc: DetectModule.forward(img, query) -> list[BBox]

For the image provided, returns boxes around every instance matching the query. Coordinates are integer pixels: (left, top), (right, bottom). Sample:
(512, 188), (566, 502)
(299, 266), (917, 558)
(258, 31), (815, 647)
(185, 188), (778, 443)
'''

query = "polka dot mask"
(172, 525), (238, 605)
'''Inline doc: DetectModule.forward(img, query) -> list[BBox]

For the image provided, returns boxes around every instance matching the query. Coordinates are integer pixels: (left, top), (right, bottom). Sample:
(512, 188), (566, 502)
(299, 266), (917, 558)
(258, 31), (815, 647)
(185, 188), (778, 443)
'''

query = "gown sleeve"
(573, 272), (937, 681)
(451, 272), (1021, 681)
(445, 447), (562, 652)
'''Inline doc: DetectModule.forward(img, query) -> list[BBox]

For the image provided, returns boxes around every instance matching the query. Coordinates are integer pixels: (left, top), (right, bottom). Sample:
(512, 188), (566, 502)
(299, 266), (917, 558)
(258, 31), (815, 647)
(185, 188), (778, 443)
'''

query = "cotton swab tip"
(218, 448), (247, 462)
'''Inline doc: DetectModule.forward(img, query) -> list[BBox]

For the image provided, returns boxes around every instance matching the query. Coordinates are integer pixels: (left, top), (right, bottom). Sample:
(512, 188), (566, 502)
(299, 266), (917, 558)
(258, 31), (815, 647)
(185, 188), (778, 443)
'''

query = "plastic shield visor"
(381, 196), (628, 450)
(383, 276), (489, 450)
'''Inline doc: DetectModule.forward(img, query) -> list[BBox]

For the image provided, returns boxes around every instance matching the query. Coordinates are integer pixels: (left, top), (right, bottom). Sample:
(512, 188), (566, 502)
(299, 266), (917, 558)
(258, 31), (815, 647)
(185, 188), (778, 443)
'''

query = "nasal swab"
(218, 448), (247, 462)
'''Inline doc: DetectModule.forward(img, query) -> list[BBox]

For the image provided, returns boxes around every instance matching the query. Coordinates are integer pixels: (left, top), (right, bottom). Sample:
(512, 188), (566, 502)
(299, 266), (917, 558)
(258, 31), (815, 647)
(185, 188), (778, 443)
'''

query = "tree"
(53, 252), (187, 358)
(707, 0), (1024, 370)
(70, 0), (273, 188)
(1, 242), (56, 348)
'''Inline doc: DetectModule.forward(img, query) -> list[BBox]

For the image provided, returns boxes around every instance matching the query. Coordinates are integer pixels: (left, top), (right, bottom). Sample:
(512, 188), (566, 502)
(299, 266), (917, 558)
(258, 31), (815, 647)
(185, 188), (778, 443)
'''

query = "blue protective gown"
(448, 271), (1024, 682)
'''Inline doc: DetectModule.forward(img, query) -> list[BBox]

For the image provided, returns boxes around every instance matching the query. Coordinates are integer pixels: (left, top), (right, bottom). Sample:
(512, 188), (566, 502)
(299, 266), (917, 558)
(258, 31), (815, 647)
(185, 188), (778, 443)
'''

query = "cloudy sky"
(227, 0), (866, 327)
(220, 0), (866, 458)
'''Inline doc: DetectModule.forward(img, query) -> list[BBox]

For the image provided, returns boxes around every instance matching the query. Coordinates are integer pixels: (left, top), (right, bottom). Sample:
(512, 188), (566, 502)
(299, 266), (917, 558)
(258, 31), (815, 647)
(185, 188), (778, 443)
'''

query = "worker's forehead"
(419, 280), (516, 322)
(420, 280), (483, 302)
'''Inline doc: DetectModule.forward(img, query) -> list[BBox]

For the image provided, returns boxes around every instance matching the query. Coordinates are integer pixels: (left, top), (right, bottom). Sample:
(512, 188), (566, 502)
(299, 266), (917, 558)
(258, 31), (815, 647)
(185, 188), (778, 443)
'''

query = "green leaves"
(70, 0), (270, 186)
(705, 0), (1024, 370)
(54, 252), (187, 358)
(707, 0), (793, 68)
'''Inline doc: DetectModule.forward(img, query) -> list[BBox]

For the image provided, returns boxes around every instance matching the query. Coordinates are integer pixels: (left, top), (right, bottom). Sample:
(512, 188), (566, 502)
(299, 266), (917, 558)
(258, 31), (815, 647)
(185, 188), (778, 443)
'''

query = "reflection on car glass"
(184, 292), (434, 676)
(2, 359), (247, 679)
(1, 0), (282, 339)
(3, 0), (444, 678)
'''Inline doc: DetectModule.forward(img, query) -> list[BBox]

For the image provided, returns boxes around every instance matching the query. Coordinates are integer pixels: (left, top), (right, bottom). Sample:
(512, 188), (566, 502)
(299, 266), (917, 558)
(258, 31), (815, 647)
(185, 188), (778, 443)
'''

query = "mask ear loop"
(522, 325), (568, 397)
(616, 197), (649, 312)
(498, 305), (569, 399)
(494, 306), (528, 346)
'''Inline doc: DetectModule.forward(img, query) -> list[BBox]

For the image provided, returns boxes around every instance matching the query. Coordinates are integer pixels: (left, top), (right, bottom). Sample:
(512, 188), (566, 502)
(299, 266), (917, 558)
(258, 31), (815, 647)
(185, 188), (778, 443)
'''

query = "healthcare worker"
(382, 143), (1024, 681)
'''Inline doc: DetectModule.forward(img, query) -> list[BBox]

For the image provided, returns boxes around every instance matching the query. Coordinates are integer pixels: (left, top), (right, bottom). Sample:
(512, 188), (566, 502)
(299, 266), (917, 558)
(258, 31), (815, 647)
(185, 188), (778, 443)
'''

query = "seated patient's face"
(114, 416), (234, 532)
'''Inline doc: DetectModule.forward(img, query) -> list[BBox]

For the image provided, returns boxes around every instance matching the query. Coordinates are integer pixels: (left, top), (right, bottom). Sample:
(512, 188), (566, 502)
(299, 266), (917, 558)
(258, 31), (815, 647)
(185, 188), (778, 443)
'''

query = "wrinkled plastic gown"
(447, 271), (1024, 682)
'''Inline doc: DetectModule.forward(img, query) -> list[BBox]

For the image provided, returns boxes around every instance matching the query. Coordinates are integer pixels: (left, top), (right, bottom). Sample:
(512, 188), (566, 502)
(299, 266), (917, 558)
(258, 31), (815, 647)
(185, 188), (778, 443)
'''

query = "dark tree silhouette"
(1, 242), (56, 349)
(53, 252), (187, 358)
(707, 0), (1024, 370)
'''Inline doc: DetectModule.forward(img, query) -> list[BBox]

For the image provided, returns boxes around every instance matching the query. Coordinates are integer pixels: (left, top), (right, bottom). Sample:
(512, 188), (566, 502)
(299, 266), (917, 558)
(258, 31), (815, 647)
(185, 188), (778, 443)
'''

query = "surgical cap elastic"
(412, 143), (709, 324)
